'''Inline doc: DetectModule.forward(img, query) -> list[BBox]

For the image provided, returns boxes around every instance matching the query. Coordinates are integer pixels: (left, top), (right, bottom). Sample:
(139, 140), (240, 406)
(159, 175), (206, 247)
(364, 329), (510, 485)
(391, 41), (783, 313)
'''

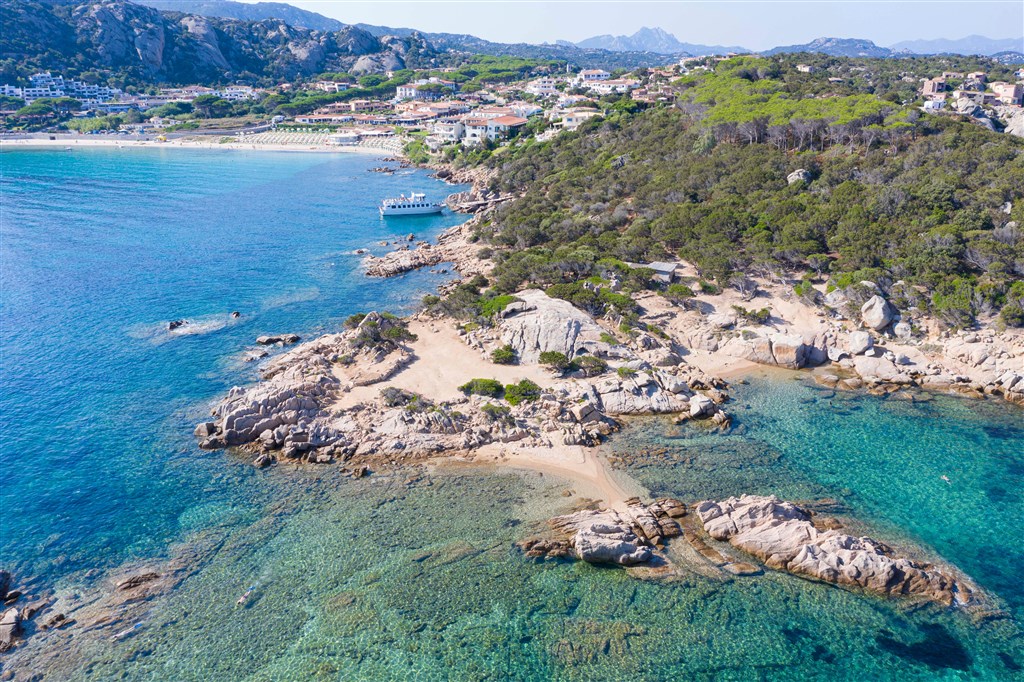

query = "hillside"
(461, 57), (1023, 328)
(0, 0), (432, 84)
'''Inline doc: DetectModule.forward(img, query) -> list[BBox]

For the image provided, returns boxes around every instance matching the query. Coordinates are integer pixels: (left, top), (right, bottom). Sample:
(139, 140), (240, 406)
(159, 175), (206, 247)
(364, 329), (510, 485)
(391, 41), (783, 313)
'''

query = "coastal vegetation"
(463, 58), (1024, 328)
(503, 379), (542, 406)
(490, 344), (517, 364)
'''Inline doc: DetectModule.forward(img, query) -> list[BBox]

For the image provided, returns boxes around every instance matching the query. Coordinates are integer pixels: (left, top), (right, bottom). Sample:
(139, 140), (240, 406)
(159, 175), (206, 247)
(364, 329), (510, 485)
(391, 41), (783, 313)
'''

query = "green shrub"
(479, 295), (518, 318)
(998, 303), (1024, 328)
(344, 312), (367, 329)
(504, 379), (541, 406)
(731, 305), (771, 324)
(599, 332), (619, 345)
(617, 366), (637, 378)
(458, 378), (504, 398)
(380, 387), (429, 410)
(572, 355), (608, 377)
(538, 350), (571, 370)
(382, 324), (416, 342)
(491, 344), (517, 364)
(481, 402), (512, 422)
(665, 283), (695, 303)
(931, 278), (975, 329)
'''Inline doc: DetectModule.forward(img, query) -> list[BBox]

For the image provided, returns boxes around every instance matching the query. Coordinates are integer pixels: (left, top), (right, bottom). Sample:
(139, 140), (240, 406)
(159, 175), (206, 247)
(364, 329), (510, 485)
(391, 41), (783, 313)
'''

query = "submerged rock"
(0, 607), (21, 652)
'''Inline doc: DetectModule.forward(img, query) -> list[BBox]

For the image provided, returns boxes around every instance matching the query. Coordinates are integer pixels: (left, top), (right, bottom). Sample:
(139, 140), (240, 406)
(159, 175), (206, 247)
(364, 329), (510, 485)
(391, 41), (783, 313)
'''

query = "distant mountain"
(889, 35), (1024, 56)
(574, 26), (748, 56)
(135, 0), (344, 31)
(990, 51), (1024, 65)
(764, 37), (893, 58)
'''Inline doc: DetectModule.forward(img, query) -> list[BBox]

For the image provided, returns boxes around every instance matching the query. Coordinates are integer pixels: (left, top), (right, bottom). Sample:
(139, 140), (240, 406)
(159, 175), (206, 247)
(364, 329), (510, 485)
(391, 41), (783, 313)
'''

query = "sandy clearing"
(333, 319), (554, 409)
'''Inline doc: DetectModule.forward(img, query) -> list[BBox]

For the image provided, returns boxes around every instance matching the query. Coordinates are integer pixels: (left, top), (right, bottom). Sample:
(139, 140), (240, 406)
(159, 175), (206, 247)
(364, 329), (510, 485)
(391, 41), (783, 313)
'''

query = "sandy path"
(446, 443), (644, 509)
(334, 320), (552, 408)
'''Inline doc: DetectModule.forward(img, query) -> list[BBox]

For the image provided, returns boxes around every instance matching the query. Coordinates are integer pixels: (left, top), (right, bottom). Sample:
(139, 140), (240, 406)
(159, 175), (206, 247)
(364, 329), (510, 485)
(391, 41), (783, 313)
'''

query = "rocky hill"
(0, 0), (433, 84)
(764, 37), (894, 58)
(135, 0), (344, 31)
(574, 26), (748, 56)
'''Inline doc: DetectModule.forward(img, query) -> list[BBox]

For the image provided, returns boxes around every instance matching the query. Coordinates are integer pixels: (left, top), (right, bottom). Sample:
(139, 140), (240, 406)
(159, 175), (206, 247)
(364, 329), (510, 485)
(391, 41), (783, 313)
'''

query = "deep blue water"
(0, 147), (468, 580)
(1, 148), (1023, 680)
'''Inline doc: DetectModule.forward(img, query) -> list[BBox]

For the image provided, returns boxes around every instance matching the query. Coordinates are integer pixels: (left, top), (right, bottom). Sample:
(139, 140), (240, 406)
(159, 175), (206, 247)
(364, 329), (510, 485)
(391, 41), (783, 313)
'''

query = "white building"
(219, 85), (261, 101)
(525, 77), (560, 96)
(431, 119), (465, 143)
(575, 69), (611, 85)
(556, 108), (601, 130)
(314, 81), (350, 93)
(586, 79), (640, 96)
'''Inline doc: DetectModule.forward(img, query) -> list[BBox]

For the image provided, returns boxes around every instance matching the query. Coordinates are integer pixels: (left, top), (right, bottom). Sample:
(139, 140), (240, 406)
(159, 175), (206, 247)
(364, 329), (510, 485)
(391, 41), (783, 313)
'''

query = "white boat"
(379, 192), (443, 217)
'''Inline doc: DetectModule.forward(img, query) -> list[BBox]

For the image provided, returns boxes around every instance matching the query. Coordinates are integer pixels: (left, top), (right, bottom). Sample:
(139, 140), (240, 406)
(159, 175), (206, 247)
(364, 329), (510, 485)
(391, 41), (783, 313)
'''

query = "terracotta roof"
(489, 115), (528, 126)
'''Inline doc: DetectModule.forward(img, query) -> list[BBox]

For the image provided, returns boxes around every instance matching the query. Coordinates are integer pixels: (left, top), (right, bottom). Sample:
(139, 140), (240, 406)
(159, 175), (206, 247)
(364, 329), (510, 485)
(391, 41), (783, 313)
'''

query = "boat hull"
(380, 205), (444, 216)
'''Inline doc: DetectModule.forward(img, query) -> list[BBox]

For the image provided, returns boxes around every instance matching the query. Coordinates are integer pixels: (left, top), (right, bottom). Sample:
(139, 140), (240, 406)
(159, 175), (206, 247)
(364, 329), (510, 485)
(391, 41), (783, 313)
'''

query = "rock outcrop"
(721, 333), (812, 369)
(520, 498), (687, 566)
(499, 289), (611, 364)
(695, 495), (975, 605)
(787, 168), (811, 185)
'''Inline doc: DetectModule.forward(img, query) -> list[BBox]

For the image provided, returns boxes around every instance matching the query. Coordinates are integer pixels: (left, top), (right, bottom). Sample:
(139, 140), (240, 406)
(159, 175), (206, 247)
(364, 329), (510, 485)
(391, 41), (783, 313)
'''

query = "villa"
(587, 79), (640, 96)
(574, 69), (611, 85)
(525, 77), (561, 96)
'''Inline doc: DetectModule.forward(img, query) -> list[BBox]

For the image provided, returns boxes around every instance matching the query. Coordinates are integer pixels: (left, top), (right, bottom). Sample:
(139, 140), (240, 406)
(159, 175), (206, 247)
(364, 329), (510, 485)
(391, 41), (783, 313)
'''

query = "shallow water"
(2, 149), (1023, 680)
(0, 147), (468, 582)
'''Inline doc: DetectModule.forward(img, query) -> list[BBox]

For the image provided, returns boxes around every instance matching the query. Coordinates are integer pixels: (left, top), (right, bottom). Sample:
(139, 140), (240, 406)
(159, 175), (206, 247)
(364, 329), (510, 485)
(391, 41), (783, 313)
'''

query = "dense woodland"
(467, 59), (1024, 328)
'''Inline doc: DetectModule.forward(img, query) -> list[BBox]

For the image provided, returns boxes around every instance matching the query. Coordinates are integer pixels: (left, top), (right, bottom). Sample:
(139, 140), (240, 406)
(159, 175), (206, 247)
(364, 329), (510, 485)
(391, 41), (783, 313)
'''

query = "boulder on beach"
(847, 331), (873, 356)
(861, 295), (895, 331)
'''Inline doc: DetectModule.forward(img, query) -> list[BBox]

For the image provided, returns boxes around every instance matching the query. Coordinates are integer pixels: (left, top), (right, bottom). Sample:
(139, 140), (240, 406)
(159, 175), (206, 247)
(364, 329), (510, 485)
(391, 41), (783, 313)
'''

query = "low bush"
(504, 379), (541, 406)
(538, 350), (571, 371)
(481, 402), (512, 422)
(458, 378), (504, 398)
(731, 305), (771, 324)
(572, 355), (608, 377)
(491, 344), (517, 364)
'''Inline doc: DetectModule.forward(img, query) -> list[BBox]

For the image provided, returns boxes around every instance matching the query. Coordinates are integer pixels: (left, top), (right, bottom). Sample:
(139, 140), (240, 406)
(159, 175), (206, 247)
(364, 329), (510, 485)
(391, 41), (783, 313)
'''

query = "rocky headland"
(519, 495), (980, 608)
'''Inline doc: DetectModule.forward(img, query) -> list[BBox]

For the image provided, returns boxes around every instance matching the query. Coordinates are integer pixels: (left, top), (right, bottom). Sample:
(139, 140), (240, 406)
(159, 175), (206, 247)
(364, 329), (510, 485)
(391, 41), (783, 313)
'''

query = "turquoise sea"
(1, 147), (1023, 680)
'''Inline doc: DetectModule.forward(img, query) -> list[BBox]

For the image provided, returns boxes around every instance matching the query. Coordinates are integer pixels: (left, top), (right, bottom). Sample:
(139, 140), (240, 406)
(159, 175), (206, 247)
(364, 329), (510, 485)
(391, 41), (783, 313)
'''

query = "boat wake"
(127, 313), (242, 345)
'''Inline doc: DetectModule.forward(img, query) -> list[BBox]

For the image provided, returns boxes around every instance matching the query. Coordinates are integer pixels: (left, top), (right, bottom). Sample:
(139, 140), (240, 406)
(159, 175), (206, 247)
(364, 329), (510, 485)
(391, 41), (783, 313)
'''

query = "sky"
(268, 1), (1024, 50)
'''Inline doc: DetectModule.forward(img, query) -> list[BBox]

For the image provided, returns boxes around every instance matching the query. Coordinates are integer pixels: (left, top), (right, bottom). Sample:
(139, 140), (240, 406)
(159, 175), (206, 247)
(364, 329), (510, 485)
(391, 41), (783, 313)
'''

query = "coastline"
(0, 136), (401, 156)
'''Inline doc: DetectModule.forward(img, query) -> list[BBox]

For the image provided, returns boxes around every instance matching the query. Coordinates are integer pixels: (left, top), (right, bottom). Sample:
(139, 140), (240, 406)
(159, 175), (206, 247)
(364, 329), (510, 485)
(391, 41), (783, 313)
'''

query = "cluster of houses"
(0, 72), (266, 115)
(0, 72), (123, 108)
(920, 69), (1024, 110)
